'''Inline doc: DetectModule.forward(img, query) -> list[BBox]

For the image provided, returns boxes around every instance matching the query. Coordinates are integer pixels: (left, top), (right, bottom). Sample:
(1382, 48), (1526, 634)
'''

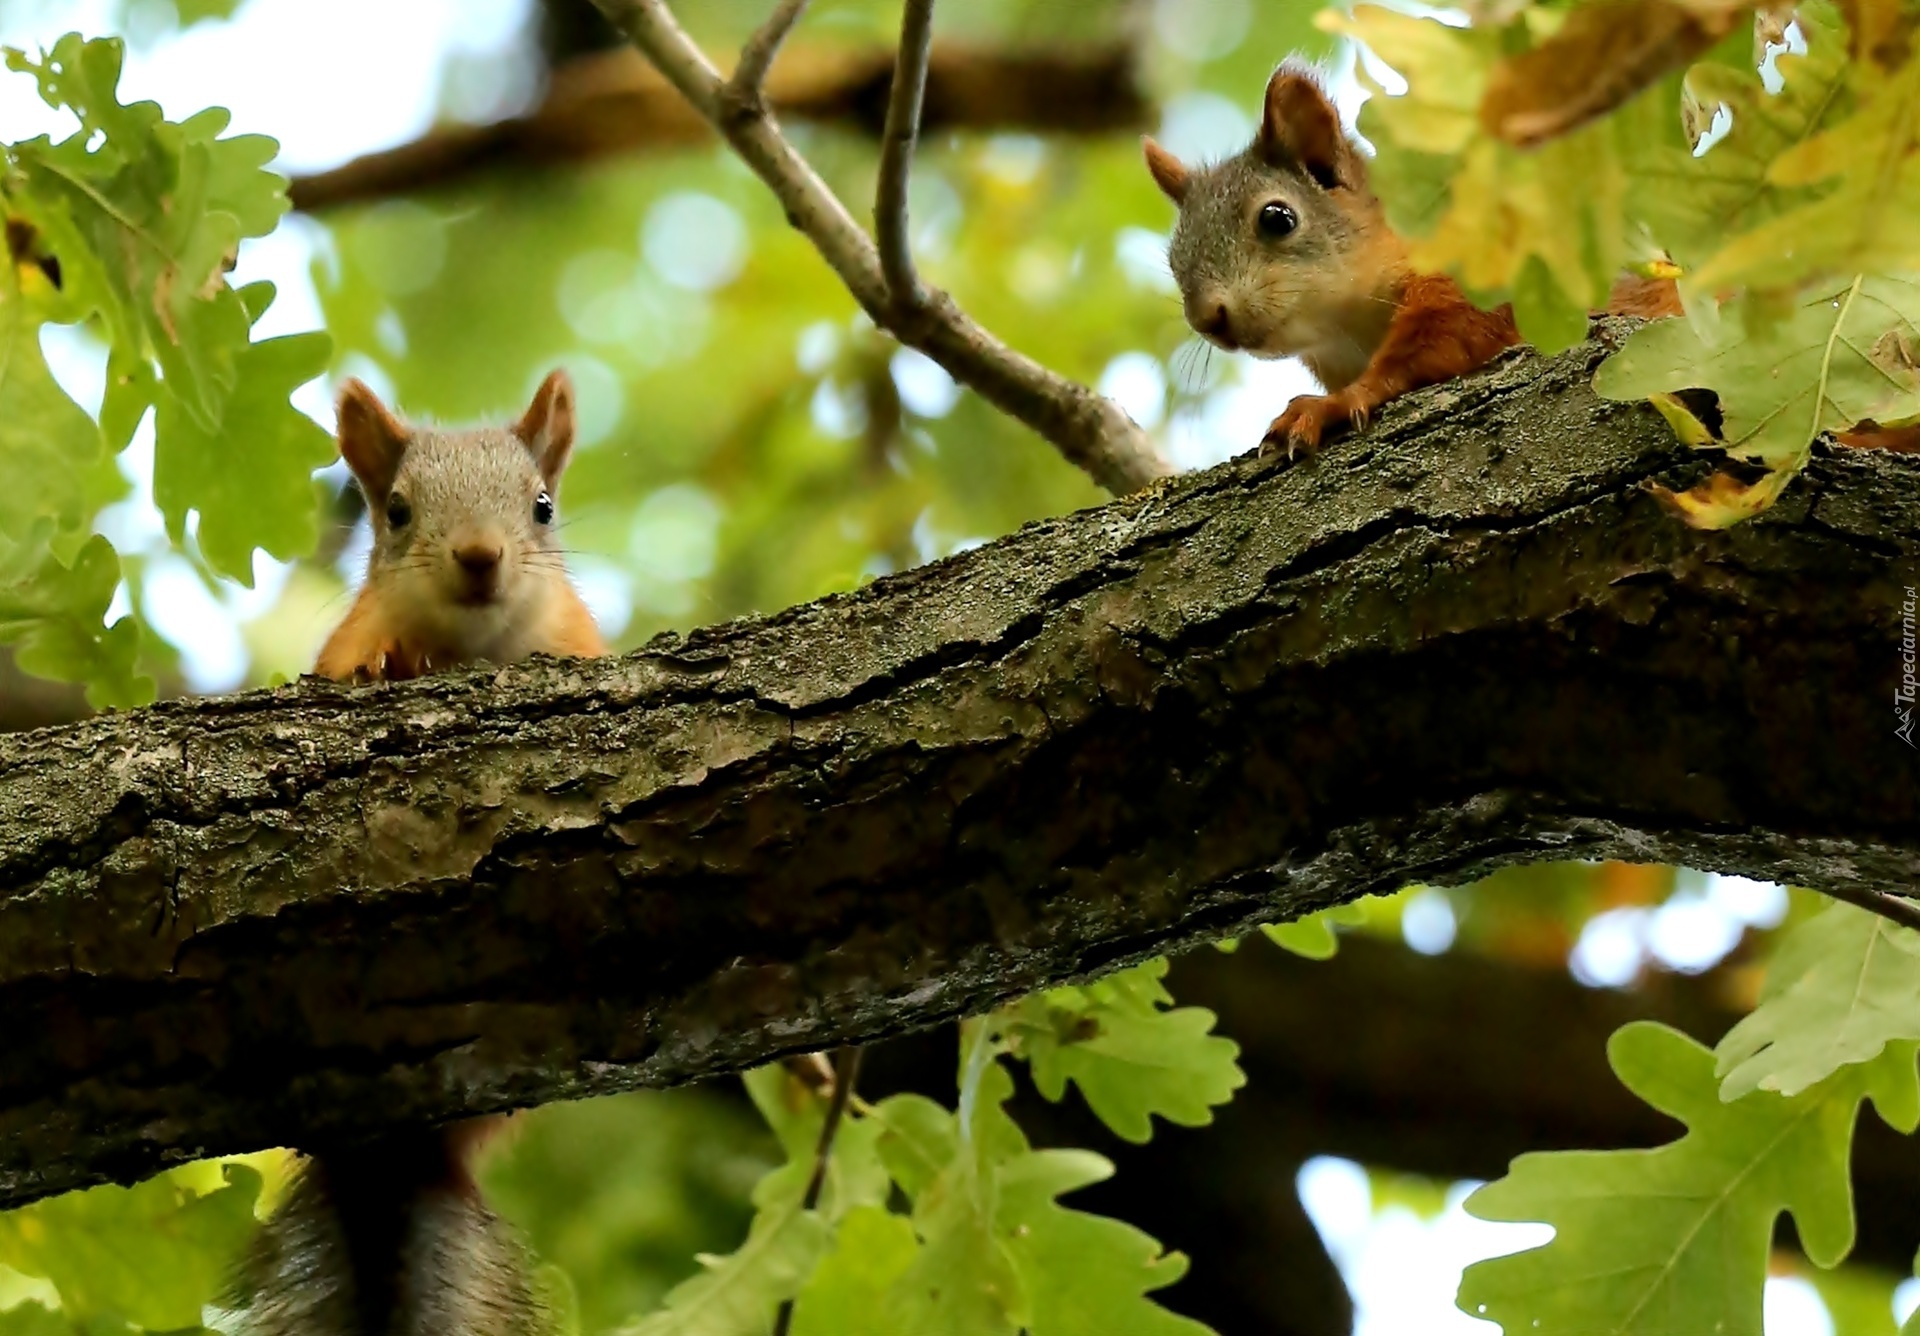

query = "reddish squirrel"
(1144, 63), (1682, 456)
(237, 371), (603, 1336)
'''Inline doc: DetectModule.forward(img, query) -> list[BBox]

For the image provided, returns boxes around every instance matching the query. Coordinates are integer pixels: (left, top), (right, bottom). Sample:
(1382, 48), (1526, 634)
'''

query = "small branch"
(729, 0), (810, 102)
(876, 0), (936, 310)
(772, 1047), (863, 1336)
(588, 0), (1172, 495)
(1816, 882), (1920, 933)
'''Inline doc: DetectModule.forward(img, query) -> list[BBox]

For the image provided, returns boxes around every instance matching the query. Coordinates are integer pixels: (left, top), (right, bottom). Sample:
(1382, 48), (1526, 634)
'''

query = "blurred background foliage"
(0, 0), (1909, 1333)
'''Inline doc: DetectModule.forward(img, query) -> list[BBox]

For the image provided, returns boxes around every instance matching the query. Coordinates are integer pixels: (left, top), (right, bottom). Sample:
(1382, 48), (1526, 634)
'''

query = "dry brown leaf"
(1835, 417), (1920, 450)
(1836, 0), (1918, 69)
(1481, 0), (1755, 147)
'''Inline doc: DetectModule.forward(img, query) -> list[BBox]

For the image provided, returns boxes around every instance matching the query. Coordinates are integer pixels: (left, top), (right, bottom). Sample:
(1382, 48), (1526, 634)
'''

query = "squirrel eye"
(533, 490), (555, 526)
(385, 494), (411, 528)
(1258, 202), (1298, 238)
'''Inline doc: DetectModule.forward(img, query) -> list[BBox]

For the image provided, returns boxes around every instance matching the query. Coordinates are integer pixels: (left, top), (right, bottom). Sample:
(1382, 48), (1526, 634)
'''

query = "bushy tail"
(233, 1124), (548, 1336)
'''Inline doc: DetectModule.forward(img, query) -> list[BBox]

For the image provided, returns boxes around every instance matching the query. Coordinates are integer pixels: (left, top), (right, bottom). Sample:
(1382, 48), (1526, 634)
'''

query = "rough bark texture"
(3, 326), (1918, 1208)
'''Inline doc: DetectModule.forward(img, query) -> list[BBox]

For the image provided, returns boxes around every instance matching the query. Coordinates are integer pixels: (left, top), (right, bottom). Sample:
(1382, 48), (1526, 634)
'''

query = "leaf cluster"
(621, 959), (1245, 1336)
(1459, 900), (1920, 1335)
(1, 32), (328, 703)
(1337, 0), (1920, 525)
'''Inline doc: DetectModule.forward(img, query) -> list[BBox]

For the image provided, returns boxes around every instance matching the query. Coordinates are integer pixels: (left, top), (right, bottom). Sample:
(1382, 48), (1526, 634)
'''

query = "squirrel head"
(1145, 64), (1408, 371)
(335, 370), (581, 661)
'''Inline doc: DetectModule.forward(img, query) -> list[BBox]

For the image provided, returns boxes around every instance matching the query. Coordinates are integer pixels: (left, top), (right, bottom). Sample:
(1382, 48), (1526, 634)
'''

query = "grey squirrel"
(236, 370), (604, 1336)
(1142, 62), (1681, 455)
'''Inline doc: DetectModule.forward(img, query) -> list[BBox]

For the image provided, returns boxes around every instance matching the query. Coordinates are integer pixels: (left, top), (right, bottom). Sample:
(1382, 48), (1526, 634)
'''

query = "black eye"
(385, 494), (411, 528)
(1258, 202), (1298, 238)
(533, 490), (554, 525)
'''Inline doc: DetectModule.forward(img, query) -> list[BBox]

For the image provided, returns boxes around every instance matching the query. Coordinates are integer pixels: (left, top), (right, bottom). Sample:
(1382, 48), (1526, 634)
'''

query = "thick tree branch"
(3, 331), (1919, 1208)
(875, 0), (935, 311)
(586, 0), (1172, 495)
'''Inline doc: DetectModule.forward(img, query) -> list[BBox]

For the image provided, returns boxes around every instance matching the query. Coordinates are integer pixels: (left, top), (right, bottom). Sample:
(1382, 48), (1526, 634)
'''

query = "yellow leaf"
(1649, 391), (1719, 445)
(1691, 48), (1920, 296)
(1648, 467), (1795, 526)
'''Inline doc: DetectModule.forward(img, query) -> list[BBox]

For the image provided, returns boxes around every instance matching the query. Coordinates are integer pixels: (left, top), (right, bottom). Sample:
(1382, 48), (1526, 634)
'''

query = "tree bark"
(3, 326), (1917, 1208)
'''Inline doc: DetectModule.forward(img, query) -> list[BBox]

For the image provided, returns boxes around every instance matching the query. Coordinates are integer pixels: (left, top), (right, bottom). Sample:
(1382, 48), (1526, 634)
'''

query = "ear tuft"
(336, 379), (409, 502)
(1142, 136), (1191, 204)
(1257, 66), (1359, 191)
(515, 369), (577, 488)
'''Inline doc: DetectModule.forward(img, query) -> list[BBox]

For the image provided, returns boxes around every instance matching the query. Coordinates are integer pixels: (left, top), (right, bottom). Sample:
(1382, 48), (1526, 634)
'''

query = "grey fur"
(362, 426), (574, 664)
(233, 1165), (548, 1336)
(1162, 64), (1398, 389)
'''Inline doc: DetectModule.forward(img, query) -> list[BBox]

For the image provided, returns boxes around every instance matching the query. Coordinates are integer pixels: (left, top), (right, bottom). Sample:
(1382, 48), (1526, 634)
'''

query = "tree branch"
(1814, 881), (1920, 932)
(286, 43), (1150, 214)
(586, 0), (1171, 495)
(729, 0), (810, 100)
(771, 1046), (859, 1336)
(4, 332), (1919, 1208)
(875, 0), (935, 311)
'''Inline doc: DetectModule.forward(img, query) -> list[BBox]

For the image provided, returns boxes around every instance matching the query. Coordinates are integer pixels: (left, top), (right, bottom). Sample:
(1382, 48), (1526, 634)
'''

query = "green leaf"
(624, 1066), (889, 1336)
(0, 527), (149, 707)
(998, 959), (1244, 1144)
(620, 1156), (832, 1336)
(99, 342), (155, 454)
(4, 34), (289, 428)
(1513, 253), (1591, 354)
(1634, 0), (1854, 274)
(789, 1206), (918, 1336)
(872, 1055), (1213, 1336)
(0, 266), (100, 541)
(0, 1302), (67, 1336)
(1593, 275), (1920, 469)
(871, 1088), (1022, 1336)
(997, 1148), (1207, 1336)
(1456, 1022), (1920, 1336)
(1262, 903), (1368, 960)
(740, 1065), (890, 1219)
(1693, 32), (1920, 297)
(1328, 5), (1689, 316)
(151, 329), (333, 581)
(0, 1162), (260, 1331)
(1263, 916), (1339, 960)
(1716, 902), (1920, 1099)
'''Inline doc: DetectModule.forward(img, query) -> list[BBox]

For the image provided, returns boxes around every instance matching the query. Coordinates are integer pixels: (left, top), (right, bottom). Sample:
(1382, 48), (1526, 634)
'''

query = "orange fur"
(1266, 272), (1687, 454)
(1604, 274), (1684, 319)
(1268, 274), (1522, 453)
(315, 581), (605, 683)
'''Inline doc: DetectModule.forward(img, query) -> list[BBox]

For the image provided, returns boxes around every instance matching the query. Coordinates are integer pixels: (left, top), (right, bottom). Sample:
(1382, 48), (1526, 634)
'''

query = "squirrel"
(236, 370), (604, 1336)
(1143, 63), (1683, 456)
(314, 369), (605, 679)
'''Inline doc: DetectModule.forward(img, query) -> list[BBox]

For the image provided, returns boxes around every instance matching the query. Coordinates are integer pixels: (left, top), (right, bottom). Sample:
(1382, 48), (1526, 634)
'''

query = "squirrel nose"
(453, 543), (502, 578)
(1196, 303), (1238, 346)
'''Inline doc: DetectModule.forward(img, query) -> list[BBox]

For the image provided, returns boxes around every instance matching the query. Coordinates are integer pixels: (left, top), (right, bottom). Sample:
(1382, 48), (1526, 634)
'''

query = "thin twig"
(876, 0), (936, 310)
(587, 0), (1173, 496)
(771, 1046), (863, 1336)
(729, 0), (810, 101)
(1816, 882), (1920, 933)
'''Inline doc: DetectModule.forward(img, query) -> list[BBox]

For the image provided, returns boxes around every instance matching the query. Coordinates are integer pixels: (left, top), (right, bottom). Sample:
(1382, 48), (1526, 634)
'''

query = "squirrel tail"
(234, 1122), (547, 1336)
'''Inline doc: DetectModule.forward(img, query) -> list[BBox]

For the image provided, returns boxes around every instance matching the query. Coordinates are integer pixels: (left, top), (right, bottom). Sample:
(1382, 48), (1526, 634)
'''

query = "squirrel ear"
(335, 379), (409, 501)
(1257, 67), (1358, 191)
(515, 369), (576, 487)
(1142, 137), (1190, 203)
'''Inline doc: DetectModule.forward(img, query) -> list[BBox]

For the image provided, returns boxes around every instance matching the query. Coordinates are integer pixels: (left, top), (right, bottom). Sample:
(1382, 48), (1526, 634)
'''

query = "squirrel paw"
(353, 643), (431, 683)
(1263, 392), (1370, 458)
